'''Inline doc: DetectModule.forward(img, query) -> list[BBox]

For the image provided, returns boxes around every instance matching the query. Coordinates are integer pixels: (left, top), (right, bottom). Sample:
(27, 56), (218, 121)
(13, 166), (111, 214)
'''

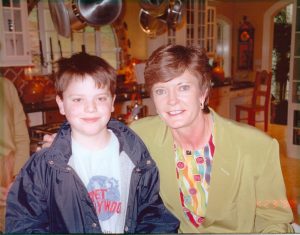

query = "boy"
(5, 52), (179, 233)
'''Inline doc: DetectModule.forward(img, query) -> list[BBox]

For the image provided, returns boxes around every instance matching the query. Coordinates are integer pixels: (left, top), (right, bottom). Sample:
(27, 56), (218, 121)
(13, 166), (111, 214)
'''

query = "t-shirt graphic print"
(88, 176), (121, 220)
(69, 131), (126, 233)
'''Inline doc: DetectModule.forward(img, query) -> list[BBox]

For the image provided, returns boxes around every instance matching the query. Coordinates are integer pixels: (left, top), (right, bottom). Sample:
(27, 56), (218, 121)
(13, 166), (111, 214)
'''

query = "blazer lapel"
(203, 111), (241, 227)
(153, 122), (187, 220)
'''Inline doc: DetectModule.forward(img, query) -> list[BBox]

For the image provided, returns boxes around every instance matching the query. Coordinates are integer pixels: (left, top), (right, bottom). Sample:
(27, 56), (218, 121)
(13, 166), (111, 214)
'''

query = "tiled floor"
(256, 122), (300, 225)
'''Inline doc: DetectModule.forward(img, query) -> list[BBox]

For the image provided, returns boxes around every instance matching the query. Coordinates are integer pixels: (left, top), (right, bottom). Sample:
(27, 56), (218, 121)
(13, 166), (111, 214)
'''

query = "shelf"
(293, 58), (300, 80)
(292, 110), (300, 145)
(294, 110), (300, 128)
(295, 34), (300, 55)
(293, 129), (300, 145)
(297, 7), (300, 31)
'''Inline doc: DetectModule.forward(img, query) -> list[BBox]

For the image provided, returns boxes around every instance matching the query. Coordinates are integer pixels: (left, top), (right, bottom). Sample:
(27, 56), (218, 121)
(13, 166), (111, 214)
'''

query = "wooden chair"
(235, 70), (272, 132)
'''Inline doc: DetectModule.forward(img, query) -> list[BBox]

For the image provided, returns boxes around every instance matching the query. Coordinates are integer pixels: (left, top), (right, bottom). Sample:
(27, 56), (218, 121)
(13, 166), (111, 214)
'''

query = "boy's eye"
(179, 84), (190, 91)
(154, 88), (166, 95)
(72, 98), (82, 102)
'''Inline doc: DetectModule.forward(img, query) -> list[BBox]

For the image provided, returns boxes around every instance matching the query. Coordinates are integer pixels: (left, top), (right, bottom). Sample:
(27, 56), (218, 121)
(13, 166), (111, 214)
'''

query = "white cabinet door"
(209, 86), (230, 118)
(0, 0), (31, 66)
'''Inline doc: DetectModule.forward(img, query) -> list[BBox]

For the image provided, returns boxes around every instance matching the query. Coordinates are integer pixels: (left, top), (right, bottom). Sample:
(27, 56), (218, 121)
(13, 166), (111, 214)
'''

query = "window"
(186, 0), (206, 48)
(28, 2), (119, 75)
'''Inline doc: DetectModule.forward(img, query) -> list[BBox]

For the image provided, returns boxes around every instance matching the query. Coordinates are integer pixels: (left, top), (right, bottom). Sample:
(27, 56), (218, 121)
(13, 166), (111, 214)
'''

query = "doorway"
(216, 16), (232, 78)
(261, 0), (294, 125)
(271, 4), (293, 124)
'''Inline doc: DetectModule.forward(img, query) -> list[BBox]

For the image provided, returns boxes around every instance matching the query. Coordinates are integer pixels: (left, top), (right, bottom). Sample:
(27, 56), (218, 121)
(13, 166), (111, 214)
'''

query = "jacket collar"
(48, 119), (152, 169)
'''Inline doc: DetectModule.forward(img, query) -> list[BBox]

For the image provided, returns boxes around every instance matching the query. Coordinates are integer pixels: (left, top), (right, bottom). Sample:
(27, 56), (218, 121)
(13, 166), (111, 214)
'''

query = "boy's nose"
(85, 101), (96, 112)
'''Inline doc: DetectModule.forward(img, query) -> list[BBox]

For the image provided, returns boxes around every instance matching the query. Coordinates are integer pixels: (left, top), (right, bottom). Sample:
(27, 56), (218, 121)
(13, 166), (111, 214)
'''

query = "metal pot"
(165, 0), (182, 29)
(139, 9), (167, 37)
(48, 0), (71, 37)
(140, 0), (169, 17)
(70, 0), (122, 27)
(48, 0), (122, 37)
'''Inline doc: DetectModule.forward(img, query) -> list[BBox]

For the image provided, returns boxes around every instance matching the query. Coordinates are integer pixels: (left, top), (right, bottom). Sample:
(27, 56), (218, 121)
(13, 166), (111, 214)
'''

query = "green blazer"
(130, 110), (294, 233)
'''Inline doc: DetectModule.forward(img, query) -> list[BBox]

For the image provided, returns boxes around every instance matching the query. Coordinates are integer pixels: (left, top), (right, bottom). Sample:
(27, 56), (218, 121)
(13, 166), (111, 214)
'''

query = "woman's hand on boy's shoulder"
(36, 133), (57, 152)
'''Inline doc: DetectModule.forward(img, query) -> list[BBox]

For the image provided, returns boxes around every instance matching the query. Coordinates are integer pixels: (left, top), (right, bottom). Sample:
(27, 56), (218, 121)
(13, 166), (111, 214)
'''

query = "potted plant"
(271, 8), (291, 124)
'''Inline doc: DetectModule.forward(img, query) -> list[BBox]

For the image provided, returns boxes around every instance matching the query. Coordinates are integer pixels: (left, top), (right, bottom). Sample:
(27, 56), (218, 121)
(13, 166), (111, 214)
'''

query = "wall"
(123, 1), (148, 60)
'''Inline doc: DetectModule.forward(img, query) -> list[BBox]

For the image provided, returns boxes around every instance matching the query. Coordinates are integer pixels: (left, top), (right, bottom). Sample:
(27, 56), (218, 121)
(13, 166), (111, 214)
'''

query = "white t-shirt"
(68, 131), (126, 233)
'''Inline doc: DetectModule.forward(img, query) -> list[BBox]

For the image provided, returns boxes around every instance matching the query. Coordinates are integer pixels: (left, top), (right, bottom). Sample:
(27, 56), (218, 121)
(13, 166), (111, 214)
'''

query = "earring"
(200, 102), (204, 110)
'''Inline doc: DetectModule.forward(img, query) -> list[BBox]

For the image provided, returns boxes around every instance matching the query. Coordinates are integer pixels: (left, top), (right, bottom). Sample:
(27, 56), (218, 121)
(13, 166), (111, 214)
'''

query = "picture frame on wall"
(237, 16), (254, 70)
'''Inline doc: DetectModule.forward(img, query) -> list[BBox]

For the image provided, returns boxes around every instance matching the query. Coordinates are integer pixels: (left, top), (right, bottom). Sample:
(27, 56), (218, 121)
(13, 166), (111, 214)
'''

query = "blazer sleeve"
(5, 154), (49, 233)
(10, 82), (30, 176)
(135, 165), (180, 233)
(254, 138), (294, 233)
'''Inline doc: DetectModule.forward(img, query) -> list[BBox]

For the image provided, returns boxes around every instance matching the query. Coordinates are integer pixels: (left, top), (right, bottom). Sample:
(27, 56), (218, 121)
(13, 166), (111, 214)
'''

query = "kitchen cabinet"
(209, 86), (230, 118)
(229, 87), (253, 120)
(0, 0), (32, 66)
(287, 0), (300, 159)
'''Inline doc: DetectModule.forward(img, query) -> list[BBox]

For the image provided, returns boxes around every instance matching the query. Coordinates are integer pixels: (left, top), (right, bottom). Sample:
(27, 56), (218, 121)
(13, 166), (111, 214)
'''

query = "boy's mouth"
(81, 117), (99, 123)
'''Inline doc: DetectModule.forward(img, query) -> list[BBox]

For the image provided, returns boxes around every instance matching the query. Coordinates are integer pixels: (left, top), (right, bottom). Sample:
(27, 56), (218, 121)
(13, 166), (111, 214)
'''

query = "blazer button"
(124, 226), (129, 232)
(48, 160), (54, 165)
(91, 222), (97, 228)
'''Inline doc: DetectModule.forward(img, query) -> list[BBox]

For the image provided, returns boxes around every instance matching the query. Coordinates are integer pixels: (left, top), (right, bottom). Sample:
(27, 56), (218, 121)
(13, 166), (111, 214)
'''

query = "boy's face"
(56, 75), (115, 140)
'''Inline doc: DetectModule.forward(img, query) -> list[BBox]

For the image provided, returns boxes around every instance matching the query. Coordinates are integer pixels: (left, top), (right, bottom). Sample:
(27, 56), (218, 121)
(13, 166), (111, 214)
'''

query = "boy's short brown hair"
(55, 52), (116, 98)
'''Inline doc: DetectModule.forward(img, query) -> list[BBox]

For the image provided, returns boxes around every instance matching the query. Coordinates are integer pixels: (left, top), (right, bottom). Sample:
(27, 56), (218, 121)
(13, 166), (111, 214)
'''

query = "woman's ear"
(56, 95), (65, 115)
(199, 88), (208, 105)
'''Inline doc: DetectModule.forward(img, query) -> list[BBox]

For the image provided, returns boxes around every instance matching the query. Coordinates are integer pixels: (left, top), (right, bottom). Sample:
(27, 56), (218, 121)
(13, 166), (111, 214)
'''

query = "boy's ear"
(111, 95), (116, 112)
(56, 95), (65, 115)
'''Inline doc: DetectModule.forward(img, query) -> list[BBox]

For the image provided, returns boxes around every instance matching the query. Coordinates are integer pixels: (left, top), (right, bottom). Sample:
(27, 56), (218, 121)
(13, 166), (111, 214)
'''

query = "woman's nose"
(167, 89), (178, 105)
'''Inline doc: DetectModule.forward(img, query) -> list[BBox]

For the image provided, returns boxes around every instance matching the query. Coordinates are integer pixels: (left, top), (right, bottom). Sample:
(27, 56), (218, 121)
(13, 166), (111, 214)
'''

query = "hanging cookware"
(157, 0), (182, 29)
(166, 0), (182, 29)
(66, 1), (86, 31)
(71, 0), (123, 27)
(139, 9), (167, 37)
(48, 0), (71, 38)
(140, 0), (169, 17)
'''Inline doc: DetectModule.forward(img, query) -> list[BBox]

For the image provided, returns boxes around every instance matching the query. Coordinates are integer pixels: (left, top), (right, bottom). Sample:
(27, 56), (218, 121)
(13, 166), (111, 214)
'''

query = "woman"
(38, 45), (294, 233)
(0, 77), (30, 232)
(129, 44), (294, 233)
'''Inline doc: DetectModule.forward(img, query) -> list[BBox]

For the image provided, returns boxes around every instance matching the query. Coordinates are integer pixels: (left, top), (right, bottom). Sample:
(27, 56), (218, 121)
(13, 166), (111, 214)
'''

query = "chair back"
(252, 70), (272, 108)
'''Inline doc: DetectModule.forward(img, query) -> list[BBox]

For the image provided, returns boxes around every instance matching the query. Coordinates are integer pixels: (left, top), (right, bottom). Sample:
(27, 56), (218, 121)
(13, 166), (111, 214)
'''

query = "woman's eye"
(179, 84), (190, 91)
(154, 88), (166, 95)
(98, 96), (107, 102)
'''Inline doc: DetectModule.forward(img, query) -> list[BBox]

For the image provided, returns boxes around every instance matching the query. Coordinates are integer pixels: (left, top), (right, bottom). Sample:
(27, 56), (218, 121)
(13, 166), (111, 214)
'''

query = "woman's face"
(151, 70), (207, 130)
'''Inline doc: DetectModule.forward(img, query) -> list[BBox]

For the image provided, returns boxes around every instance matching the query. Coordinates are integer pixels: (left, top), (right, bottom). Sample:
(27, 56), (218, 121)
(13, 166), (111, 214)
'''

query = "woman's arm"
(254, 139), (294, 233)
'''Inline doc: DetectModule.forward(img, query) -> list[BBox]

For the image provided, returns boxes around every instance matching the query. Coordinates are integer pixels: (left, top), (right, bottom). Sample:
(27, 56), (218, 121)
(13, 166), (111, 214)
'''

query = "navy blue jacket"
(5, 119), (179, 233)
